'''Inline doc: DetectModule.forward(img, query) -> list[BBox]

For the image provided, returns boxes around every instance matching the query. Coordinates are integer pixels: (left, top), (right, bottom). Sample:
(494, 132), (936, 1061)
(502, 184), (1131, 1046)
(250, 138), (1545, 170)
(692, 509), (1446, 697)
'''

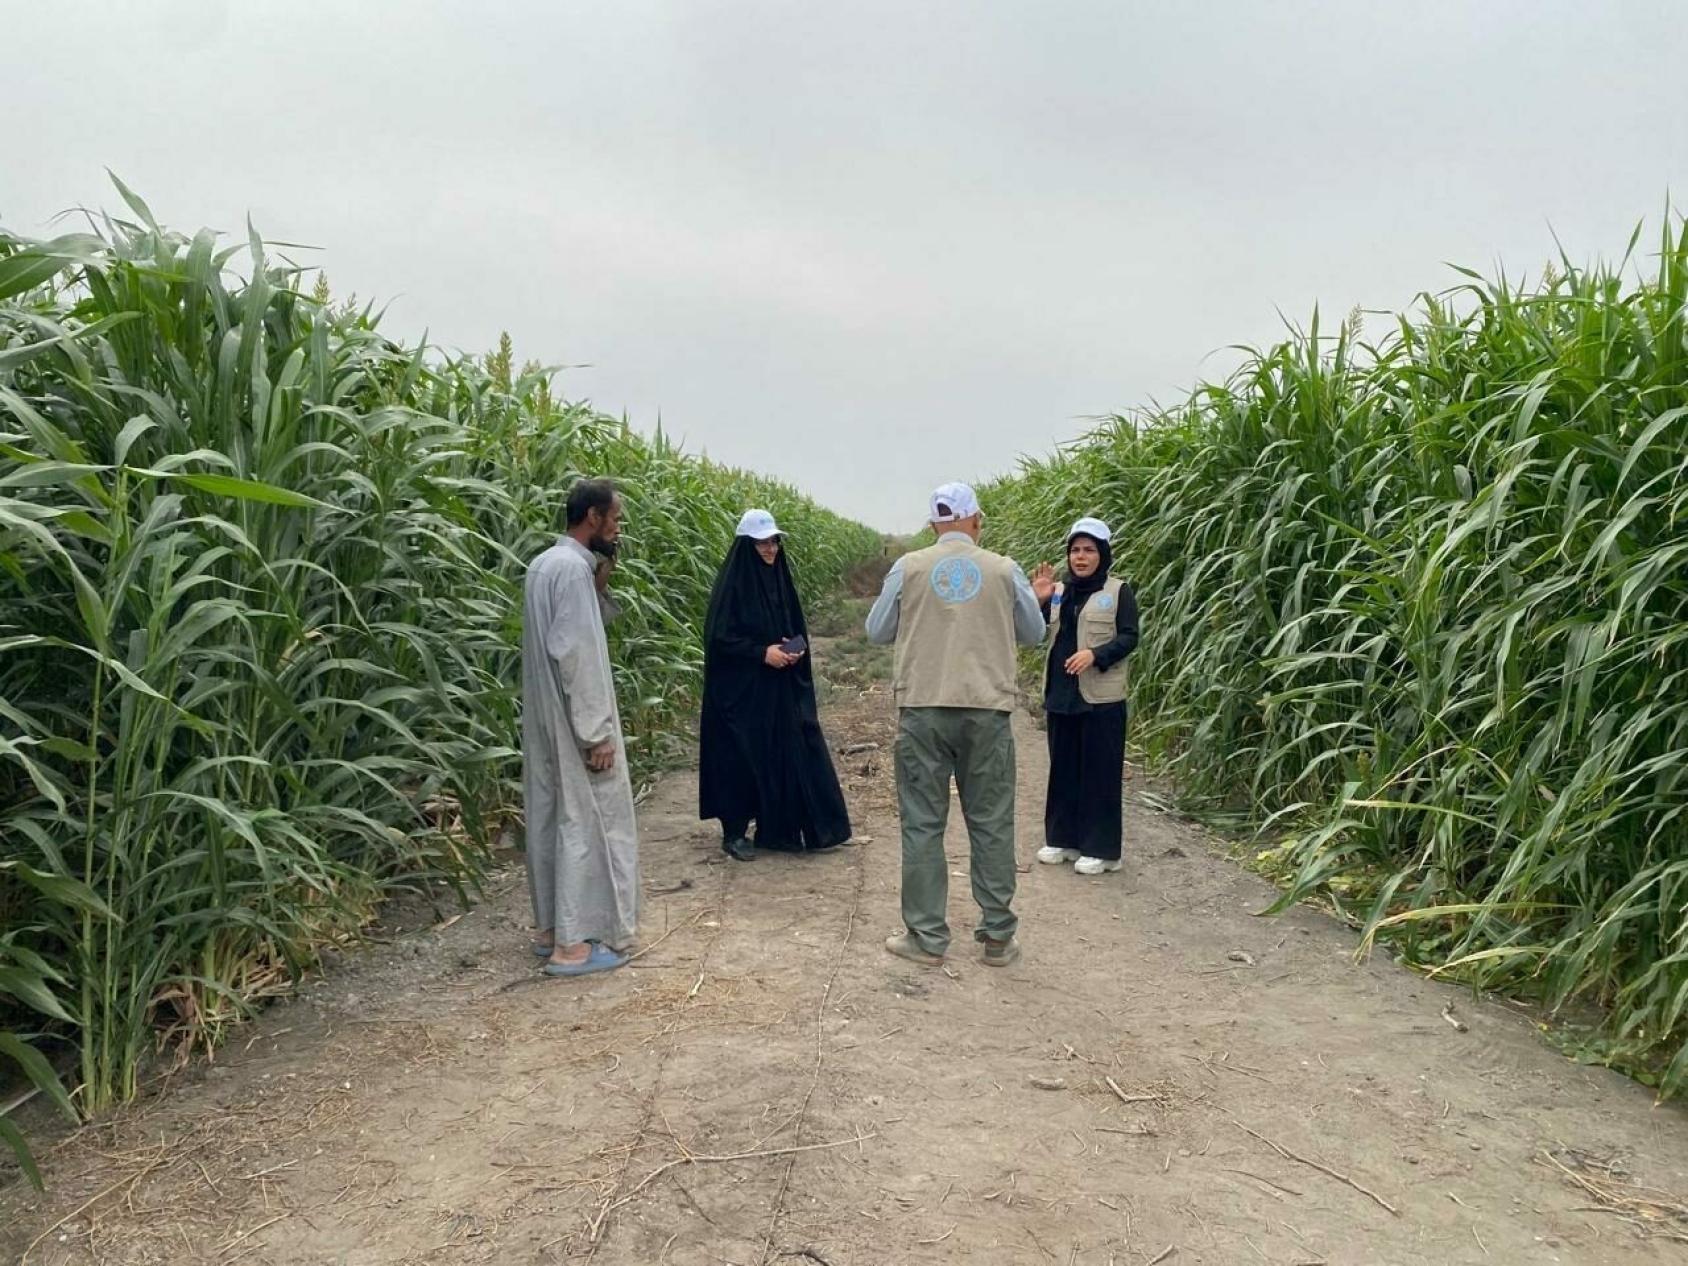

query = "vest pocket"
(1079, 611), (1114, 640)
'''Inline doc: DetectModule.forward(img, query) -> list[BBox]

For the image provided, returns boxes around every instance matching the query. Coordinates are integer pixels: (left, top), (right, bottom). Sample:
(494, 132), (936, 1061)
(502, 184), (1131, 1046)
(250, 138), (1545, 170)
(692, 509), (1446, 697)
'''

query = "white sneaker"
(1037, 847), (1080, 865)
(1074, 857), (1123, 875)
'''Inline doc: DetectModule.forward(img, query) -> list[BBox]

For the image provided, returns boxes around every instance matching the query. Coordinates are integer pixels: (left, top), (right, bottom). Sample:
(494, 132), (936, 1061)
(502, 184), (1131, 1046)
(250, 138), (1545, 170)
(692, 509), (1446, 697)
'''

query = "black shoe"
(722, 836), (756, 862)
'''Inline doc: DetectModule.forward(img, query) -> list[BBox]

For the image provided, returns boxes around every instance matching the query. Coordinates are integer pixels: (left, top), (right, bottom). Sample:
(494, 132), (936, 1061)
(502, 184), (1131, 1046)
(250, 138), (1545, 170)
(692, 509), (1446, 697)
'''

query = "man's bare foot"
(548, 941), (591, 966)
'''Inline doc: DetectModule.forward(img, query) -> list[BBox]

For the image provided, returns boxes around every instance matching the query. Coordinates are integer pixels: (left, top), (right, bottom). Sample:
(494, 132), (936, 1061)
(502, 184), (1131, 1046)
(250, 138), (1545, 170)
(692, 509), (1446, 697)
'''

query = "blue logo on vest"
(1093, 592), (1116, 613)
(930, 557), (983, 604)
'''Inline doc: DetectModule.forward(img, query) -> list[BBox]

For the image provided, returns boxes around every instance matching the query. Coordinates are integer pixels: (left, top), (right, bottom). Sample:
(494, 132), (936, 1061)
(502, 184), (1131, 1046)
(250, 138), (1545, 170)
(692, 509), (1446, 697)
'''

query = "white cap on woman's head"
(1067, 516), (1112, 544)
(736, 509), (782, 540)
(929, 482), (981, 523)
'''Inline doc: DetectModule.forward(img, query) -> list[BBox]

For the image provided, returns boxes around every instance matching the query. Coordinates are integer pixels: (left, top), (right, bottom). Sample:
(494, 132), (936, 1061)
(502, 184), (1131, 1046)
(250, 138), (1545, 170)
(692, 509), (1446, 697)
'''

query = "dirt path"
(5, 637), (1688, 1266)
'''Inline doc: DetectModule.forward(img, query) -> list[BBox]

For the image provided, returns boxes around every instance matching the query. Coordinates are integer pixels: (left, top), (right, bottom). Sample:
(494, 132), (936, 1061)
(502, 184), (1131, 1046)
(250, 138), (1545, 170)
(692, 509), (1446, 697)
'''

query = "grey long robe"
(521, 537), (639, 948)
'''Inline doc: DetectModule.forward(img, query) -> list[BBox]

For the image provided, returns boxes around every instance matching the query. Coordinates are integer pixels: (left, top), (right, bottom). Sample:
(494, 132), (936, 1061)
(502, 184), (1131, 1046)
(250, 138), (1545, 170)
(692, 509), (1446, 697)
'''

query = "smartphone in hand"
(779, 635), (808, 656)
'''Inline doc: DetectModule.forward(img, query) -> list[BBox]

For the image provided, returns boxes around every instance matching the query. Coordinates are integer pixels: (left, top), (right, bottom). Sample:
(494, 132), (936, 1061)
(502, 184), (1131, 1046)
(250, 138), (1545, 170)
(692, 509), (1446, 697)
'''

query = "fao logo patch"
(1093, 593), (1116, 613)
(930, 557), (983, 604)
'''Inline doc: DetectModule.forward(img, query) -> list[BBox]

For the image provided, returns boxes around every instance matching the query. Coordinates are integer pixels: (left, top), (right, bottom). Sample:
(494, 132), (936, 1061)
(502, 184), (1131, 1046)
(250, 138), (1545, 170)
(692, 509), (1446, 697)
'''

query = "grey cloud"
(3, 0), (1684, 529)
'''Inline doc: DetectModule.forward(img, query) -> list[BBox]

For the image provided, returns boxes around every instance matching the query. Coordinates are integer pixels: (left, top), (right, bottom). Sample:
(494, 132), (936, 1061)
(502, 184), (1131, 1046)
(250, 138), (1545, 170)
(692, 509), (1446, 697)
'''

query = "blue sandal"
(542, 943), (628, 977)
(533, 936), (601, 957)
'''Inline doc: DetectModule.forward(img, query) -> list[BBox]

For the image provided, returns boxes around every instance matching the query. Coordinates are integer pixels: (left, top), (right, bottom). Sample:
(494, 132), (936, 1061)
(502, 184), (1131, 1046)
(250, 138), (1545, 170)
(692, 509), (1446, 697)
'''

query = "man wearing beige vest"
(866, 482), (1049, 967)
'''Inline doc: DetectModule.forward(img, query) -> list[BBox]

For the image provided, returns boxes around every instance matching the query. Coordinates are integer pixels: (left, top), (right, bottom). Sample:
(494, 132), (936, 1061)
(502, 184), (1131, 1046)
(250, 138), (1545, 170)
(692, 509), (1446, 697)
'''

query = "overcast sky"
(5, 1), (1685, 530)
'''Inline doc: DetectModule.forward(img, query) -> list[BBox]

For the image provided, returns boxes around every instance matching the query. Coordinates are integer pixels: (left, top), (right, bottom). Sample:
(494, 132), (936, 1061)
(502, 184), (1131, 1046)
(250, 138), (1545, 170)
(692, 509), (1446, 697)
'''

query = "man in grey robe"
(522, 478), (639, 975)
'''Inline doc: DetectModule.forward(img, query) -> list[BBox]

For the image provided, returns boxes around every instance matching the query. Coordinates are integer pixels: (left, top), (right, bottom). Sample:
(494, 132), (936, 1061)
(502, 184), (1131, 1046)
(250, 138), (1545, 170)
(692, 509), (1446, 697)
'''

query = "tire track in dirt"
(580, 862), (736, 1258)
(756, 834), (866, 1265)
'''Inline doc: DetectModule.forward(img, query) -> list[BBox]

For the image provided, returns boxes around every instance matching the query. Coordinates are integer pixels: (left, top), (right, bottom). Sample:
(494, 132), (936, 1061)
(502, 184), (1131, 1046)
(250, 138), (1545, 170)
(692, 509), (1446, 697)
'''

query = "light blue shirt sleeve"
(1009, 564), (1049, 646)
(864, 557), (906, 644)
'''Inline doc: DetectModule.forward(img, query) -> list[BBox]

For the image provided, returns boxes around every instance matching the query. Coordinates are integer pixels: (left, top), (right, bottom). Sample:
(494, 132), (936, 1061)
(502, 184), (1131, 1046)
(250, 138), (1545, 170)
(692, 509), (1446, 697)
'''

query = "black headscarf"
(1060, 533), (1114, 625)
(703, 536), (805, 665)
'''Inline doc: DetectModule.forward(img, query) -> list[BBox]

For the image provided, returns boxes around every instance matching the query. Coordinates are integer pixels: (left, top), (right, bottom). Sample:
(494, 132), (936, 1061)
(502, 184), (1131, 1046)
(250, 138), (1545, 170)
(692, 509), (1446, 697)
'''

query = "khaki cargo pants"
(893, 706), (1018, 955)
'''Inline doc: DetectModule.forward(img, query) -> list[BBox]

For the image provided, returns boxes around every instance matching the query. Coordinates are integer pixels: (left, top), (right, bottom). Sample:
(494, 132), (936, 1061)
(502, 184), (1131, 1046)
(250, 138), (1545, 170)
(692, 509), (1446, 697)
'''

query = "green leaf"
(107, 169), (160, 231)
(0, 966), (75, 1024)
(0, 233), (104, 302)
(0, 1032), (75, 1120)
(0, 461), (111, 490)
(0, 860), (113, 918)
(113, 415), (157, 467)
(0, 1116), (45, 1191)
(165, 471), (331, 510)
(66, 558), (111, 656)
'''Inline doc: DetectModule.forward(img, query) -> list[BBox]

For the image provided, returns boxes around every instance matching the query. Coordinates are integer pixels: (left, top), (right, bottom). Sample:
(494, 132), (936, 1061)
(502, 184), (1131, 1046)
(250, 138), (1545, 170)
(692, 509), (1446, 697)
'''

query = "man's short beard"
(589, 534), (619, 558)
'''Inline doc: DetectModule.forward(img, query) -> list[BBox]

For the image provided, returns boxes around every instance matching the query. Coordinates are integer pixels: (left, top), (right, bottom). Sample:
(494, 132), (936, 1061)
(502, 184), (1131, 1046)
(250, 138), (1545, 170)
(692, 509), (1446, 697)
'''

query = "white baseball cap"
(929, 482), (981, 524)
(1067, 516), (1112, 544)
(735, 508), (782, 540)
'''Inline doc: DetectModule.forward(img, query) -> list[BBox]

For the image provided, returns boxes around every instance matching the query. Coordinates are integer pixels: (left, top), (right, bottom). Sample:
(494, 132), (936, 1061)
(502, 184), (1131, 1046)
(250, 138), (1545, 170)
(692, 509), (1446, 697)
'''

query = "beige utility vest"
(894, 538), (1020, 712)
(1044, 578), (1129, 705)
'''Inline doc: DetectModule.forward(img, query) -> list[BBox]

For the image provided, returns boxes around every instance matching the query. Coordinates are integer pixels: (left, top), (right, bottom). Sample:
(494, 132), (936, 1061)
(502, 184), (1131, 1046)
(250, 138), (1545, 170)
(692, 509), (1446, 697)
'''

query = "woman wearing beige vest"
(1036, 518), (1139, 874)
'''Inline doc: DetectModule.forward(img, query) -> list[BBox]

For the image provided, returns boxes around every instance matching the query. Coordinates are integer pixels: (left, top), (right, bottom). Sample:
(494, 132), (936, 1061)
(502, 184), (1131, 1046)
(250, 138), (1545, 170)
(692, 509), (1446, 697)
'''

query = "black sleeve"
(1091, 583), (1139, 672)
(710, 609), (772, 664)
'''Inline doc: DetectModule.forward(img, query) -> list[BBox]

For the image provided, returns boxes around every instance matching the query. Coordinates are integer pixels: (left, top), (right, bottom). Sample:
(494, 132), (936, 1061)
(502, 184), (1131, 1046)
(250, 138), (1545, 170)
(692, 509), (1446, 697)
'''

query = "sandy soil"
(4, 636), (1687, 1266)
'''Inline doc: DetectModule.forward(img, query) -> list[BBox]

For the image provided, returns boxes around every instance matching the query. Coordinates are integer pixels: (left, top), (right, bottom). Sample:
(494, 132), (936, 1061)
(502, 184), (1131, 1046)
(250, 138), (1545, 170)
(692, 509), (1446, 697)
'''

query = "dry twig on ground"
(1541, 1149), (1688, 1242)
(1229, 1118), (1398, 1217)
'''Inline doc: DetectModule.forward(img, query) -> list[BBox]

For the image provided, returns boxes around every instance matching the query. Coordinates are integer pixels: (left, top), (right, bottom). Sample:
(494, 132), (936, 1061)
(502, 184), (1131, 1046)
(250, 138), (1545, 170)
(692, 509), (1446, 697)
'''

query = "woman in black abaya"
(698, 509), (852, 861)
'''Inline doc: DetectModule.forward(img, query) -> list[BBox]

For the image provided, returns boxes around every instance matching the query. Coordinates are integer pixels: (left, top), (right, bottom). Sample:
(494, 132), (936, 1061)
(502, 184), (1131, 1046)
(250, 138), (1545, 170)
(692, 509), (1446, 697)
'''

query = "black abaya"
(698, 538), (852, 851)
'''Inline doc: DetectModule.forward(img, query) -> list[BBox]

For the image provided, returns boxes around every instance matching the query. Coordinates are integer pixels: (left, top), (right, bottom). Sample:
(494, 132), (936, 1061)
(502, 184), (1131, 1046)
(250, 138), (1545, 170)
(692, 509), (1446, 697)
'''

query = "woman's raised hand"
(1031, 562), (1056, 603)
